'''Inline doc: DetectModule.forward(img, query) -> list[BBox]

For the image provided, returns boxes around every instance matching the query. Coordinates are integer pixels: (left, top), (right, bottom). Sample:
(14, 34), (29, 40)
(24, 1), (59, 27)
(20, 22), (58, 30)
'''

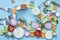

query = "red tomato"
(34, 30), (42, 37)
(21, 4), (27, 9)
(8, 25), (14, 32)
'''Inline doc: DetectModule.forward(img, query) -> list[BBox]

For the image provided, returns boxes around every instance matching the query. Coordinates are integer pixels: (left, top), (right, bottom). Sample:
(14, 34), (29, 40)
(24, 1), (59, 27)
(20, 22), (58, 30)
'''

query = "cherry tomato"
(34, 30), (42, 37)
(8, 25), (14, 32)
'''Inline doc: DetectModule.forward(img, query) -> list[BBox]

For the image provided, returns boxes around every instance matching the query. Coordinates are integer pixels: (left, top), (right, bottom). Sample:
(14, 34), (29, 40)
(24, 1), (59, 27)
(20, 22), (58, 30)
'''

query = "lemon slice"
(16, 5), (21, 10)
(0, 30), (4, 35)
(32, 7), (40, 15)
(56, 12), (60, 17)
(46, 30), (53, 39)
(27, 4), (34, 8)
(42, 29), (47, 33)
(13, 27), (25, 38)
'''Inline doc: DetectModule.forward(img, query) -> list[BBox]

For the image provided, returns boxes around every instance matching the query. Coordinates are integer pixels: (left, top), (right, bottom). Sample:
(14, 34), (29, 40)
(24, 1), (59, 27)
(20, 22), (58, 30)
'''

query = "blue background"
(0, 0), (60, 40)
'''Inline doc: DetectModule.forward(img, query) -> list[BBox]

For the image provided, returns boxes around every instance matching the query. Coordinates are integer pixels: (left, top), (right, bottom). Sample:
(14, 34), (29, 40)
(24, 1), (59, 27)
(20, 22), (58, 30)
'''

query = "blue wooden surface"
(0, 0), (60, 40)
